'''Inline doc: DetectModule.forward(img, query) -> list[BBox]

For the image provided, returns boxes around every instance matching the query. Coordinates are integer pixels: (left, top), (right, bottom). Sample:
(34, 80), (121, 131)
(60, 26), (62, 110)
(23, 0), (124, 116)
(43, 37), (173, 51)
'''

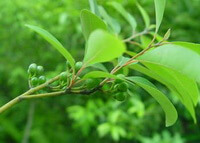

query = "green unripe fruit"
(37, 66), (44, 75)
(28, 63), (37, 75)
(66, 61), (70, 67)
(85, 78), (100, 89)
(114, 92), (126, 101)
(102, 84), (110, 91)
(75, 61), (83, 71)
(115, 74), (125, 84)
(117, 82), (128, 92)
(60, 72), (68, 81)
(31, 77), (38, 87)
(38, 76), (46, 84)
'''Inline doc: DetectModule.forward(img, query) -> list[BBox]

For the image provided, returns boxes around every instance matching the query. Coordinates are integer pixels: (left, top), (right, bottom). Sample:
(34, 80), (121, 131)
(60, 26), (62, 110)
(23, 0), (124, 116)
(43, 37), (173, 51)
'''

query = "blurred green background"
(0, 0), (200, 142)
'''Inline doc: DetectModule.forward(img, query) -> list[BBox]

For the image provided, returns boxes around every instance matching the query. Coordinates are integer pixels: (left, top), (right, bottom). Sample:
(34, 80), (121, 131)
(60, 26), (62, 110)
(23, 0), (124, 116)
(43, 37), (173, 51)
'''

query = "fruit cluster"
(28, 63), (46, 87)
(113, 78), (128, 101)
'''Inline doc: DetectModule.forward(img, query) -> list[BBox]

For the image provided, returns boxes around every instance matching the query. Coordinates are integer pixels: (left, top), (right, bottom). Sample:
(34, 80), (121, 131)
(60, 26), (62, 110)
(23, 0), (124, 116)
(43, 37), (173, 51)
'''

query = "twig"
(20, 91), (65, 100)
(0, 75), (60, 113)
(123, 29), (149, 42)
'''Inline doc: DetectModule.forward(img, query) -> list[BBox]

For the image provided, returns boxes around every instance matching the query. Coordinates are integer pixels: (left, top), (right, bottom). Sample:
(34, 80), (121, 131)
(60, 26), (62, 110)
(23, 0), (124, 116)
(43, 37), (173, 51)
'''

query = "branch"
(20, 91), (65, 100)
(123, 29), (149, 42)
(0, 75), (60, 114)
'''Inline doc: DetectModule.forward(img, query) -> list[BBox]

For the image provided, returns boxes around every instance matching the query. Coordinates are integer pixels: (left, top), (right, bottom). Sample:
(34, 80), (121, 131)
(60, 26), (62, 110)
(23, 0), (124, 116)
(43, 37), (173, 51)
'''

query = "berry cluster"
(28, 63), (46, 87)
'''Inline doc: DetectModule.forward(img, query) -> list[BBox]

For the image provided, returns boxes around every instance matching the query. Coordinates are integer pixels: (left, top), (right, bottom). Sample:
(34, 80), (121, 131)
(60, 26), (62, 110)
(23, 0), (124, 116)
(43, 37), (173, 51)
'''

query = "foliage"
(0, 0), (200, 142)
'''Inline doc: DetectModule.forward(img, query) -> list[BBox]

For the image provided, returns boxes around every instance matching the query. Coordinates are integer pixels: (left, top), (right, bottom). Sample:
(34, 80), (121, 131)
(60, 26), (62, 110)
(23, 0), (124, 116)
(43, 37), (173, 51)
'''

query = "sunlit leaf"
(80, 9), (107, 41)
(84, 29), (126, 65)
(25, 24), (75, 69)
(154, 0), (166, 32)
(139, 43), (200, 82)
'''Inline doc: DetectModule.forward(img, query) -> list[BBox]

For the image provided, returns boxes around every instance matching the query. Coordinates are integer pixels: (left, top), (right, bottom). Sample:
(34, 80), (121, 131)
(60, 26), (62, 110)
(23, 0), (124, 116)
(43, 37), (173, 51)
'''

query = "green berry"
(117, 82), (128, 92)
(38, 76), (46, 84)
(37, 66), (44, 75)
(66, 61), (70, 67)
(114, 92), (126, 101)
(31, 77), (38, 87)
(85, 78), (100, 89)
(75, 61), (83, 71)
(102, 84), (110, 91)
(115, 74), (125, 84)
(60, 72), (68, 81)
(28, 63), (37, 75)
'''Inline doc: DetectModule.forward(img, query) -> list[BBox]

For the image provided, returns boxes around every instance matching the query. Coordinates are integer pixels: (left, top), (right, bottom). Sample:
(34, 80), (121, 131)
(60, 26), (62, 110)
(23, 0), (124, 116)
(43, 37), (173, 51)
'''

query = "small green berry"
(66, 61), (70, 67)
(38, 76), (46, 84)
(75, 61), (83, 71)
(117, 82), (128, 92)
(60, 72), (68, 81)
(28, 63), (37, 75)
(102, 84), (110, 91)
(37, 66), (44, 75)
(114, 92), (126, 101)
(115, 74), (125, 84)
(85, 78), (100, 89)
(31, 77), (38, 87)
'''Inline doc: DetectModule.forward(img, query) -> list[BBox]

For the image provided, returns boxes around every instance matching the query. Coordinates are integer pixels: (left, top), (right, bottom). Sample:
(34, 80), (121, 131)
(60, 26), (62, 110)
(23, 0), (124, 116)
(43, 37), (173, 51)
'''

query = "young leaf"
(89, 0), (100, 16)
(84, 29), (126, 65)
(25, 24), (75, 69)
(80, 9), (107, 41)
(108, 2), (137, 32)
(136, 2), (150, 28)
(163, 29), (171, 41)
(82, 71), (119, 79)
(98, 6), (121, 34)
(127, 76), (178, 127)
(154, 0), (166, 32)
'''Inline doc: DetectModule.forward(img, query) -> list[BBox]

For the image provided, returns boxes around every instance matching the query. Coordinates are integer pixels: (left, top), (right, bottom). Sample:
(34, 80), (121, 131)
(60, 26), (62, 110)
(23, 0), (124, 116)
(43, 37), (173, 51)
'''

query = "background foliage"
(0, 0), (200, 142)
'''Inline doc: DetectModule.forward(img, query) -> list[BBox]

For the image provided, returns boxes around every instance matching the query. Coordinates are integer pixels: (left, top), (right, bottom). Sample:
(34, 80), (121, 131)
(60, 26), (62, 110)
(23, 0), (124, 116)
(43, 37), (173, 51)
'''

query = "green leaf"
(163, 29), (171, 41)
(118, 56), (138, 66)
(127, 76), (178, 127)
(80, 9), (107, 41)
(129, 63), (198, 122)
(139, 43), (200, 83)
(82, 71), (119, 79)
(140, 36), (153, 49)
(25, 24), (75, 69)
(136, 2), (150, 28)
(140, 62), (198, 122)
(89, 0), (100, 16)
(91, 63), (108, 72)
(108, 2), (137, 32)
(173, 42), (200, 55)
(98, 6), (121, 34)
(84, 29), (126, 65)
(154, 0), (166, 32)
